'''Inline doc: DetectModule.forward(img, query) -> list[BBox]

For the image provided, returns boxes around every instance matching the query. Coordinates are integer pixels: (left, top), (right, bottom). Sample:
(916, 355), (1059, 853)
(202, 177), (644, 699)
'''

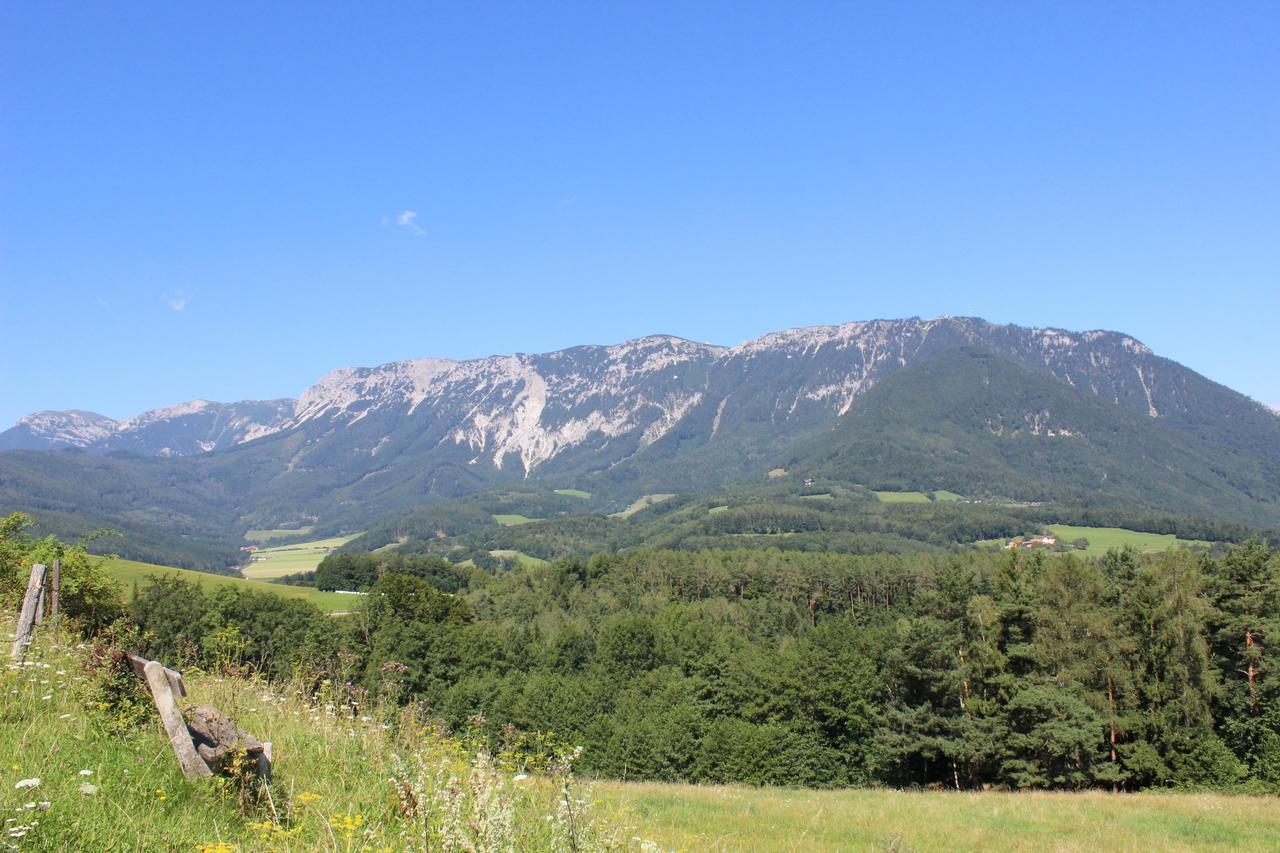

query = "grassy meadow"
(873, 490), (933, 503)
(493, 513), (541, 526)
(554, 488), (592, 499)
(101, 558), (354, 613)
(1, 621), (628, 851)
(611, 494), (677, 519)
(240, 535), (360, 579)
(603, 781), (1280, 851)
(489, 548), (550, 568)
(244, 527), (315, 544)
(1046, 524), (1211, 557)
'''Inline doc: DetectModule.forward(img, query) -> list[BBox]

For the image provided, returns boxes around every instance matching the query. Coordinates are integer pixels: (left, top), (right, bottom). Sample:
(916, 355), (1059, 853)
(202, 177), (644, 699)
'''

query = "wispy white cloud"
(385, 209), (425, 235)
(166, 290), (190, 312)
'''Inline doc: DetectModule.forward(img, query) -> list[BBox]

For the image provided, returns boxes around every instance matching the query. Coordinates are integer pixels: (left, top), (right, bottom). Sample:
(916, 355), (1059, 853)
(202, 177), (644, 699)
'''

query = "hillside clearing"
(240, 534), (360, 579)
(874, 490), (933, 503)
(611, 494), (676, 519)
(489, 549), (550, 567)
(102, 557), (353, 612)
(602, 781), (1280, 851)
(244, 526), (315, 543)
(493, 513), (541, 526)
(554, 488), (592, 499)
(1046, 524), (1212, 556)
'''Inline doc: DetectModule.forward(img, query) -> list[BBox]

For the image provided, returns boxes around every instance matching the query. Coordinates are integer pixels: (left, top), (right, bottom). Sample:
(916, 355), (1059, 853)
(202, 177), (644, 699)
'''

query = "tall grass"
(0, 618), (640, 850)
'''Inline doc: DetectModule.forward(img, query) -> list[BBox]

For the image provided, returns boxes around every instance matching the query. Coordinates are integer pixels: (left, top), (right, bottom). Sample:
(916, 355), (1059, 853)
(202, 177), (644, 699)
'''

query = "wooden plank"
(49, 559), (60, 619)
(142, 660), (211, 780)
(125, 652), (186, 698)
(10, 564), (47, 660)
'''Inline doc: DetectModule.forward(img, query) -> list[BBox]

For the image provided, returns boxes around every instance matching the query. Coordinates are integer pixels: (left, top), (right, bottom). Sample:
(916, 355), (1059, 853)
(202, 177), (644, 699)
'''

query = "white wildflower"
(79, 770), (93, 776)
(13, 779), (38, 790)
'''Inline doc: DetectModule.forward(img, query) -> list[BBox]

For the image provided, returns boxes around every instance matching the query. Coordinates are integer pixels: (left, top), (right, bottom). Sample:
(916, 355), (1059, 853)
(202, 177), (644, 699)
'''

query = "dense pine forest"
(14, 507), (1271, 793)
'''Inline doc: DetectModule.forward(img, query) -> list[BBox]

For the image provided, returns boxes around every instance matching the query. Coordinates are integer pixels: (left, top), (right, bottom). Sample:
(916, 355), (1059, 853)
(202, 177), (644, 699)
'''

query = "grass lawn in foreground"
(101, 557), (354, 612)
(1046, 524), (1212, 557)
(240, 534), (360, 579)
(602, 782), (1280, 852)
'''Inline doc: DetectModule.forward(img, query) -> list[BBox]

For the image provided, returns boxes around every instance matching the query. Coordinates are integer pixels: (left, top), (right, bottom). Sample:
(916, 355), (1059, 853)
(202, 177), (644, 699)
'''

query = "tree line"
(4, 512), (1277, 791)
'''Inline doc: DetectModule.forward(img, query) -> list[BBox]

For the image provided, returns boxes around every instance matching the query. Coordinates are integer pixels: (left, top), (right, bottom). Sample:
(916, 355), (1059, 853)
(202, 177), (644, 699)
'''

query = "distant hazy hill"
(3, 317), (1278, 552)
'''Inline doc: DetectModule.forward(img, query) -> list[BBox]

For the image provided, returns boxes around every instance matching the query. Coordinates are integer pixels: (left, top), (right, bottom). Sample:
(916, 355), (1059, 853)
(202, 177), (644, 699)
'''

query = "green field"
(492, 513), (541, 526)
(874, 490), (933, 503)
(611, 493), (677, 519)
(243, 526), (315, 543)
(708, 504), (729, 514)
(602, 782), (1280, 851)
(101, 557), (354, 612)
(1047, 524), (1212, 557)
(933, 489), (966, 502)
(240, 534), (360, 579)
(554, 488), (592, 499)
(488, 548), (550, 568)
(1, 622), (608, 851)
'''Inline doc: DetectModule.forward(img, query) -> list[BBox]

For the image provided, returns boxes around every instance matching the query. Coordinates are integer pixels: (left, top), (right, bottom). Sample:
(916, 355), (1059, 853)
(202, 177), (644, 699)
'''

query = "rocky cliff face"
(4, 316), (1274, 477)
(0, 400), (295, 456)
(4, 316), (1278, 533)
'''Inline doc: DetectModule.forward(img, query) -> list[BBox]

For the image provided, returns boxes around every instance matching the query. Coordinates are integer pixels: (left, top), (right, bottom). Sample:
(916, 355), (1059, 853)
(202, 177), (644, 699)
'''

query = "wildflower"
(79, 783), (98, 795)
(79, 770), (93, 777)
(13, 779), (39, 790)
(296, 791), (321, 804)
(513, 773), (529, 781)
(330, 813), (364, 837)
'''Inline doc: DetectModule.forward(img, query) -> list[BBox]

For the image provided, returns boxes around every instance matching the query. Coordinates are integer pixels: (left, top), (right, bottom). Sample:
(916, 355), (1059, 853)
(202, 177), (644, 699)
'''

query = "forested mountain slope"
(3, 317), (1278, 556)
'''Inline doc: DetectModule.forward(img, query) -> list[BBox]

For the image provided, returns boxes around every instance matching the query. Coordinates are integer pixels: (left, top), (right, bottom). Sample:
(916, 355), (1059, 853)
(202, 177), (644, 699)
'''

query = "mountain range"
(3, 316), (1278, 560)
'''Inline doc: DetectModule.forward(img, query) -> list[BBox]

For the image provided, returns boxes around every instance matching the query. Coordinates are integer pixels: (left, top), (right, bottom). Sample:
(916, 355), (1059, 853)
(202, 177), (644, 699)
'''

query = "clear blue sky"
(2, 2), (1277, 425)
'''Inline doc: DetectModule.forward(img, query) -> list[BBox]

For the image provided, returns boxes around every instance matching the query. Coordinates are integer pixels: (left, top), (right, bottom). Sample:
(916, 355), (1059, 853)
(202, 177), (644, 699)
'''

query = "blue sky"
(2, 2), (1277, 424)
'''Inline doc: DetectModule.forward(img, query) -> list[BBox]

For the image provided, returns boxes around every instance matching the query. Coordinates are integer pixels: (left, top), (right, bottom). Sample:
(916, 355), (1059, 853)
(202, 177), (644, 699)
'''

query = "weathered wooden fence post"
(49, 558), (60, 620)
(10, 563), (47, 660)
(136, 656), (212, 780)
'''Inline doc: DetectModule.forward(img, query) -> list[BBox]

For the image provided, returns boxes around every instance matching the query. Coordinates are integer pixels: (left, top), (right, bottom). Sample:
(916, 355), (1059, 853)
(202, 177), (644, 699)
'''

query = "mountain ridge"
(8, 316), (1262, 462)
(3, 316), (1278, 547)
